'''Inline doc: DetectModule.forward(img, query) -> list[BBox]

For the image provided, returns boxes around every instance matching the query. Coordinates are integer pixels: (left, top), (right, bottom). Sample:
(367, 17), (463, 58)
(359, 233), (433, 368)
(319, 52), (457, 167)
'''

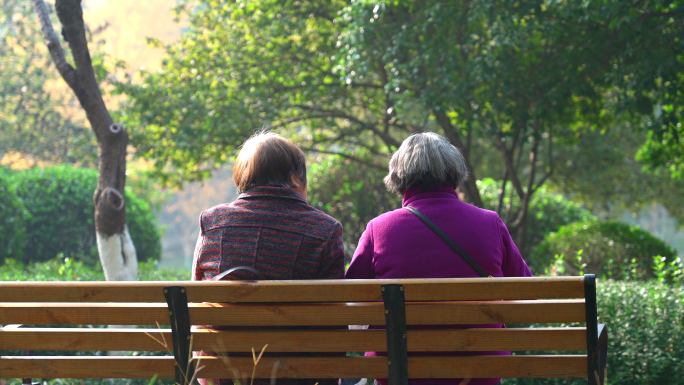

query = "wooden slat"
(0, 328), (171, 352)
(407, 328), (587, 352)
(0, 327), (587, 352)
(0, 277), (585, 303)
(0, 300), (586, 326)
(0, 355), (588, 379)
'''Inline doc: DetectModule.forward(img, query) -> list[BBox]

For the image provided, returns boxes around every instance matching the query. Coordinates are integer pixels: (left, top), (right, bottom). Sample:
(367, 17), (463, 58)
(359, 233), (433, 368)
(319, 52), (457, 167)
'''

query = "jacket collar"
(238, 185), (308, 204)
(402, 185), (460, 207)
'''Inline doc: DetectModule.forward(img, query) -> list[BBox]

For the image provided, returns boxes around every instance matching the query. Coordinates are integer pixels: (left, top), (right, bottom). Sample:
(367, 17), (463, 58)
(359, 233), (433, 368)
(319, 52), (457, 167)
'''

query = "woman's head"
(384, 132), (468, 195)
(233, 132), (307, 195)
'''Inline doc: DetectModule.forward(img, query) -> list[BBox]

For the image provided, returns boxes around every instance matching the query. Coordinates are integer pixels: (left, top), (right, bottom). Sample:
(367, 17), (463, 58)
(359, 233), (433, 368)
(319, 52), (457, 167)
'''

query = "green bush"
(0, 257), (189, 281)
(478, 178), (595, 271)
(533, 220), (677, 280)
(503, 280), (684, 385)
(0, 168), (26, 258)
(1, 166), (161, 264)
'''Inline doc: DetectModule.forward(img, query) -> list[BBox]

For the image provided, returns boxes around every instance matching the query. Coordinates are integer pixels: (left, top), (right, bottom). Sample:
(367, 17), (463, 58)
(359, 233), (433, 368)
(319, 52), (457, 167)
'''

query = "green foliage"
(549, 126), (684, 224)
(0, 0), (97, 166)
(0, 168), (26, 258)
(115, 0), (351, 186)
(533, 221), (678, 280)
(0, 257), (189, 281)
(477, 178), (594, 267)
(503, 280), (684, 385)
(308, 155), (401, 261)
(1, 166), (161, 264)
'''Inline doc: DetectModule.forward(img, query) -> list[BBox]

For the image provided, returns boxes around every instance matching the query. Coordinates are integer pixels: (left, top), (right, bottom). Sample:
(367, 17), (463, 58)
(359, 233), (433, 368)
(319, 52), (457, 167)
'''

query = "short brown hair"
(233, 132), (307, 193)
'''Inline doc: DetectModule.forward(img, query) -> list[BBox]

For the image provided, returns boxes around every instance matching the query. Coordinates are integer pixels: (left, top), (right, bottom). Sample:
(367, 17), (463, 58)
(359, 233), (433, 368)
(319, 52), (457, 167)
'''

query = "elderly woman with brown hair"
(193, 131), (344, 282)
(192, 132), (344, 385)
(346, 132), (533, 385)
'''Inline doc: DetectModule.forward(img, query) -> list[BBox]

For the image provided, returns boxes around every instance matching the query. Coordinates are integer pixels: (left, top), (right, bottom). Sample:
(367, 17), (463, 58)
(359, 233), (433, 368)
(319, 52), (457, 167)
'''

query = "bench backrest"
(0, 276), (607, 385)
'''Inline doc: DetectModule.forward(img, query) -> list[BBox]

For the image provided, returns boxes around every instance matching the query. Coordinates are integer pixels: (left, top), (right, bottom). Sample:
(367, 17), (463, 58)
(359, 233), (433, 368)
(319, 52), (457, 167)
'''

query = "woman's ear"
(291, 174), (308, 200)
(290, 174), (301, 187)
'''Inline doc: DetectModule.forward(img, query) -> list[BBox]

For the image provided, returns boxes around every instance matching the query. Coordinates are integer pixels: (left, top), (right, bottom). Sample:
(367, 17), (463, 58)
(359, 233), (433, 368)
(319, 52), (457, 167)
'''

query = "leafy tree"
(308, 155), (400, 261)
(118, 0), (611, 253)
(0, 0), (96, 166)
(540, 0), (684, 178)
(549, 125), (684, 224)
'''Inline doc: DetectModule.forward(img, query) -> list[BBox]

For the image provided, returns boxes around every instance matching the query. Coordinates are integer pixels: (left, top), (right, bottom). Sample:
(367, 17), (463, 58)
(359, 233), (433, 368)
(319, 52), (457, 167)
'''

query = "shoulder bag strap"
(211, 266), (268, 281)
(404, 206), (491, 278)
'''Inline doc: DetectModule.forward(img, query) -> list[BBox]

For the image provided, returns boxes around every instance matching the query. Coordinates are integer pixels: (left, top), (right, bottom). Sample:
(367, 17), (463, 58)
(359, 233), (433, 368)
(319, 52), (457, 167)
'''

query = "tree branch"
(292, 104), (402, 149)
(300, 148), (387, 171)
(496, 128), (526, 200)
(531, 126), (555, 195)
(31, 0), (76, 88)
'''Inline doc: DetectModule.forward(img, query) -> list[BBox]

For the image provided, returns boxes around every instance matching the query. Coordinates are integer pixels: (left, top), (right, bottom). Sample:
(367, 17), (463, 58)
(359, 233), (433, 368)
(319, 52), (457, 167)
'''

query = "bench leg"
(21, 350), (39, 385)
(598, 324), (608, 385)
(382, 284), (408, 385)
(165, 286), (194, 385)
(584, 274), (605, 385)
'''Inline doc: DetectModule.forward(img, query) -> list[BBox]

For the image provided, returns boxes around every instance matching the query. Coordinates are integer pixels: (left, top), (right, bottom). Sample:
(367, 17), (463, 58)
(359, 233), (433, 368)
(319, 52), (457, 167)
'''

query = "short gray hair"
(384, 132), (469, 194)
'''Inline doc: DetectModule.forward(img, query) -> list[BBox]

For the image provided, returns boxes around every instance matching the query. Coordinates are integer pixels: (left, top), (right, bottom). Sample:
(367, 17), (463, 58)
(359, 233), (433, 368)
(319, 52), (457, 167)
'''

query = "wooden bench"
(0, 275), (607, 385)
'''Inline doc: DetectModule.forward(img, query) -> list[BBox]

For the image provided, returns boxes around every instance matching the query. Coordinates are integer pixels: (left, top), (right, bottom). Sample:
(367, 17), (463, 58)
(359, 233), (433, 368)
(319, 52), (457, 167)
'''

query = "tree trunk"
(32, 0), (137, 281)
(433, 111), (484, 208)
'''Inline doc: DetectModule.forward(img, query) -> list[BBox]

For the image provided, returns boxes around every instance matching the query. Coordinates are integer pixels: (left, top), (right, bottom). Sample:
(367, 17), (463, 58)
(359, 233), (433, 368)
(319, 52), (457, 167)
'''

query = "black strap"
(211, 266), (267, 281)
(404, 206), (491, 278)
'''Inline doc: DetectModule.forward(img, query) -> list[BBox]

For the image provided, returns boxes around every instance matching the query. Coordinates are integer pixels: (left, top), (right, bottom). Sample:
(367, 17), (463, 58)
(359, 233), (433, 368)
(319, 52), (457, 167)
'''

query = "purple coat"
(346, 185), (533, 385)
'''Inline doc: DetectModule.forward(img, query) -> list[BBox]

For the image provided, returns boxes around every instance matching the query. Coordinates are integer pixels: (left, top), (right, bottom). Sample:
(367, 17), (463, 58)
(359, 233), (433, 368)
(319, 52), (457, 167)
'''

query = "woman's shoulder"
(199, 200), (341, 237)
(198, 203), (237, 232)
(456, 200), (503, 220)
(365, 207), (411, 229)
(305, 206), (343, 229)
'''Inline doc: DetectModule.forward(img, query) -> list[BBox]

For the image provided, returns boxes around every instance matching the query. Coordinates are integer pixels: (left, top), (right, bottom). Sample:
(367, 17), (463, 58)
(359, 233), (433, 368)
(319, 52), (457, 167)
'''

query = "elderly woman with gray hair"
(346, 132), (532, 385)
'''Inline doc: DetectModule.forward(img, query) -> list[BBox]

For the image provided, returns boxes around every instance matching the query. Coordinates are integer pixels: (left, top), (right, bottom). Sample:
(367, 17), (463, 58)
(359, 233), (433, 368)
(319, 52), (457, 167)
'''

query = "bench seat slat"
(0, 355), (588, 379)
(0, 328), (587, 352)
(0, 300), (586, 326)
(0, 277), (585, 303)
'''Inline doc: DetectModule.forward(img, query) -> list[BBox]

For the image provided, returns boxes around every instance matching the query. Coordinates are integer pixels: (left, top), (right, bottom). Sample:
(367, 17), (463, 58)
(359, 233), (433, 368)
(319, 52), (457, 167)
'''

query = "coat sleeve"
(345, 220), (375, 279)
(317, 221), (345, 279)
(192, 212), (222, 281)
(191, 233), (203, 281)
(498, 217), (533, 277)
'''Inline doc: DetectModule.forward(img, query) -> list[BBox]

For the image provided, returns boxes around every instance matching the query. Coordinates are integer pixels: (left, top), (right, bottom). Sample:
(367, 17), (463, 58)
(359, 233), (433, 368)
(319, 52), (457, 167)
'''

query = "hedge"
(0, 166), (161, 265)
(0, 257), (189, 281)
(533, 220), (678, 280)
(0, 168), (26, 258)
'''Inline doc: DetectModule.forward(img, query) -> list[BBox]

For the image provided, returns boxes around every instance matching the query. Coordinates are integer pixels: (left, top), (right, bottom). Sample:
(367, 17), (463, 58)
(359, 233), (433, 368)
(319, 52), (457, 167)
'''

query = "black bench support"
(165, 286), (194, 385)
(598, 323), (608, 384)
(584, 274), (604, 385)
(21, 350), (39, 385)
(382, 284), (409, 385)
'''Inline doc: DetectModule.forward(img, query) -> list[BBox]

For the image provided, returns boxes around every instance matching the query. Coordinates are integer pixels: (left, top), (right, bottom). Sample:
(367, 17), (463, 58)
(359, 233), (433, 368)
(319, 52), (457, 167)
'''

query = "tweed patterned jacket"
(192, 185), (345, 282)
(192, 186), (344, 385)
